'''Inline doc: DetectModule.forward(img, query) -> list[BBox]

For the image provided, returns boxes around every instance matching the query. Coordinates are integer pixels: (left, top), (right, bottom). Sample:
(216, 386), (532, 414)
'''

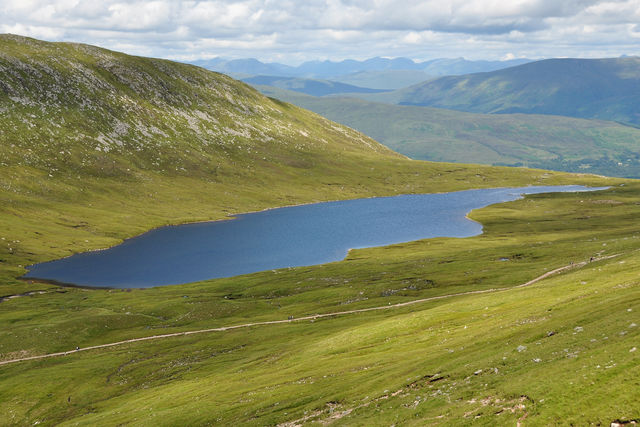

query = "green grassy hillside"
(0, 35), (633, 426)
(1, 181), (638, 426)
(255, 85), (640, 177)
(365, 57), (640, 125)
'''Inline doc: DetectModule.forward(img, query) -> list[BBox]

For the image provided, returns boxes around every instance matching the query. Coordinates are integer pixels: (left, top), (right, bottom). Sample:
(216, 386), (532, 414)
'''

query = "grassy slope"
(255, 85), (640, 177)
(0, 35), (636, 425)
(365, 57), (640, 125)
(0, 183), (638, 426)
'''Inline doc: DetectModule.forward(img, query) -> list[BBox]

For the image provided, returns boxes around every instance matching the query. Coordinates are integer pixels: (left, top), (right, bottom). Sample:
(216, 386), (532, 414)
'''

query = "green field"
(2, 181), (639, 426)
(0, 35), (638, 426)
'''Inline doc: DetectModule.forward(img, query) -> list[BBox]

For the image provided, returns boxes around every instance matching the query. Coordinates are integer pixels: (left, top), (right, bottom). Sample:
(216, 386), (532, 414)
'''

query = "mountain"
(241, 75), (389, 96)
(192, 57), (424, 78)
(380, 57), (640, 124)
(0, 34), (403, 185)
(329, 70), (434, 90)
(191, 57), (295, 76)
(292, 57), (423, 78)
(420, 57), (532, 76)
(256, 85), (640, 177)
(191, 56), (532, 81)
(326, 58), (533, 90)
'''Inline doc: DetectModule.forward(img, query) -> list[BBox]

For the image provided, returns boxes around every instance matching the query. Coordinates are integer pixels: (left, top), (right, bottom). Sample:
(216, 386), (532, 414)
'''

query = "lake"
(23, 185), (604, 288)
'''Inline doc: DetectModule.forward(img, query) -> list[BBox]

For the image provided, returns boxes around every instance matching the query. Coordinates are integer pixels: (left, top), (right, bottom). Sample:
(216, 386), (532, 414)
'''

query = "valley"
(254, 85), (640, 178)
(0, 34), (638, 426)
(2, 179), (638, 426)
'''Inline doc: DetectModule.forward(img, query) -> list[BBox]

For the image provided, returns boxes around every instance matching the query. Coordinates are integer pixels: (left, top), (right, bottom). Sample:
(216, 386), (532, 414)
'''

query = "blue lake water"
(23, 185), (604, 288)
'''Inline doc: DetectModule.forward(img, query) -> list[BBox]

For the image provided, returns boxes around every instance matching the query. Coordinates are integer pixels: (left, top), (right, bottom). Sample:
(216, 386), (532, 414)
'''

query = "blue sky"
(1, 0), (639, 63)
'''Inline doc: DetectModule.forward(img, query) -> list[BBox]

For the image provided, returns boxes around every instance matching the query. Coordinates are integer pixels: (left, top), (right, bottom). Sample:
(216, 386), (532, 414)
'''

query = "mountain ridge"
(375, 57), (640, 124)
(191, 56), (532, 80)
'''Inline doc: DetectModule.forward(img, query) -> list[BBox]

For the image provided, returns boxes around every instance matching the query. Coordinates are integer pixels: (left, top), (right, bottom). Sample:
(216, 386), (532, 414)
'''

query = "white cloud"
(0, 23), (64, 40)
(105, 2), (174, 31)
(0, 0), (638, 62)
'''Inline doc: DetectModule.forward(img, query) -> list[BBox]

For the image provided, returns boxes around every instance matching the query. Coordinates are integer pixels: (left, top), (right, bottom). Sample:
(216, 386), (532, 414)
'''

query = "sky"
(1, 0), (639, 64)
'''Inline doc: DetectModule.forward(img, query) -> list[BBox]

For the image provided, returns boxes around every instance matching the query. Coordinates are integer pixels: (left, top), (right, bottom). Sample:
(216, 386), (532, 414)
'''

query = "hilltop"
(370, 57), (640, 125)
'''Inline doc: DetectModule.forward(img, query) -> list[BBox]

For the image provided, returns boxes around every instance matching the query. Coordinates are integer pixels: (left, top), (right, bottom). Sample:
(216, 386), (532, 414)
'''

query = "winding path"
(0, 255), (617, 367)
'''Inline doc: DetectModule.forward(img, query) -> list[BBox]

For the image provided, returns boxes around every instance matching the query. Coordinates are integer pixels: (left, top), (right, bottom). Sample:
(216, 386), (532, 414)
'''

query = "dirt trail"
(0, 290), (48, 303)
(0, 255), (618, 367)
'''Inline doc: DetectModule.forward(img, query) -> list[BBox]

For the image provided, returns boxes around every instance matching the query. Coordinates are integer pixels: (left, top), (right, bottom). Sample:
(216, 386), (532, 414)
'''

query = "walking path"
(0, 255), (618, 367)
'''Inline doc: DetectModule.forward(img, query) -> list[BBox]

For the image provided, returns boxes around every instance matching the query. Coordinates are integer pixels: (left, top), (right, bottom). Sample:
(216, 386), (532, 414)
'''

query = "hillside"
(2, 168), (638, 425)
(255, 85), (640, 177)
(369, 57), (640, 125)
(0, 34), (402, 182)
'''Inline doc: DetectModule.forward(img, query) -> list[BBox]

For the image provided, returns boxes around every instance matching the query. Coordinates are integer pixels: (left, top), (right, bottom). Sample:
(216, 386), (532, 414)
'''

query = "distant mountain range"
(191, 56), (533, 89)
(368, 57), (640, 125)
